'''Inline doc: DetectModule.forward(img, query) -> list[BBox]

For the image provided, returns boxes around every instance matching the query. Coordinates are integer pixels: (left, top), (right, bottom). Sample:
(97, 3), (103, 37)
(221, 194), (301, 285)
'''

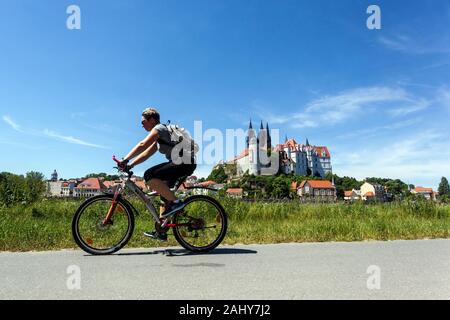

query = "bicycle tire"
(172, 195), (227, 253)
(72, 194), (135, 255)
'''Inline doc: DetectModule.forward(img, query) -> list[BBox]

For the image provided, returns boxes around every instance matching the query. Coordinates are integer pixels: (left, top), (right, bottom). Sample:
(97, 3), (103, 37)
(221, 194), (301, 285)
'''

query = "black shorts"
(144, 161), (197, 188)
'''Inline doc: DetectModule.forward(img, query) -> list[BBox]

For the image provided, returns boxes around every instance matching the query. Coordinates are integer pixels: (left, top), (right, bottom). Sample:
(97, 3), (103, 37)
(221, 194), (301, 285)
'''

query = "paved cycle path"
(1, 239), (449, 299)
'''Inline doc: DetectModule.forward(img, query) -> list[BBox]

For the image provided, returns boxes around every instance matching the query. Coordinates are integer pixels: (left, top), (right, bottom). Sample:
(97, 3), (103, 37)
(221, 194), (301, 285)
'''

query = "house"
(61, 180), (77, 197)
(47, 181), (63, 197)
(193, 180), (221, 195)
(103, 180), (123, 193)
(411, 187), (436, 201)
(296, 180), (336, 202)
(344, 189), (361, 201)
(360, 182), (387, 202)
(73, 178), (106, 198)
(226, 188), (244, 199)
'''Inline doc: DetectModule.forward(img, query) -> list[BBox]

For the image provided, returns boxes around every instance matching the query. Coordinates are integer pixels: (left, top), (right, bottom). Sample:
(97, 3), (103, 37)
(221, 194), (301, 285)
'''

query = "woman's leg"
(148, 178), (177, 202)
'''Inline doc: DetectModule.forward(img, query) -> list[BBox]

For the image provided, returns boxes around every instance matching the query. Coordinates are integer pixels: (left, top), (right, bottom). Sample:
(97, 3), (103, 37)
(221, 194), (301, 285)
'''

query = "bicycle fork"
(102, 187), (122, 225)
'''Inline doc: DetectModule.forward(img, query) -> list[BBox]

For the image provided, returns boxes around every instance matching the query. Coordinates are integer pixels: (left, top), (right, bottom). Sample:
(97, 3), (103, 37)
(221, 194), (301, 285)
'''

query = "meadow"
(1, 197), (449, 252)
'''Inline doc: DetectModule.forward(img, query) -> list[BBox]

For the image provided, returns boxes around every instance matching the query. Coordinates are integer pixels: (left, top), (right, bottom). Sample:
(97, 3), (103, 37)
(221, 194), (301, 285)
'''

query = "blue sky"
(1, 0), (449, 189)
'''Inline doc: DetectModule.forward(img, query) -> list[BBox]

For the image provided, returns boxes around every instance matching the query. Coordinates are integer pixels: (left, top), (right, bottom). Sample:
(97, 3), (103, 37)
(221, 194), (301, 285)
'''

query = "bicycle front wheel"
(72, 194), (135, 255)
(172, 195), (227, 253)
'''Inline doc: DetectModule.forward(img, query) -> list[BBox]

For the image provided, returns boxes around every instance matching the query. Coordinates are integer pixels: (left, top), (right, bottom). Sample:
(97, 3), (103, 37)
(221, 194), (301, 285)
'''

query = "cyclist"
(117, 107), (197, 241)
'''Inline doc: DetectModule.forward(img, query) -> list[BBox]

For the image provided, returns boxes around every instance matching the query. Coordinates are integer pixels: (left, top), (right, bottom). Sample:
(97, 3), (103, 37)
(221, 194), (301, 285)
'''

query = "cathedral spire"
(306, 138), (310, 146)
(260, 120), (264, 130)
(249, 118), (253, 129)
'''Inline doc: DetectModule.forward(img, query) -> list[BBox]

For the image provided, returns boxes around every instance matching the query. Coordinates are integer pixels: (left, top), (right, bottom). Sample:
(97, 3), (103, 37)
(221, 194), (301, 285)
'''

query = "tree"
(385, 179), (408, 198)
(25, 171), (46, 203)
(207, 166), (228, 184)
(438, 177), (450, 197)
(0, 172), (26, 206)
(271, 176), (289, 199)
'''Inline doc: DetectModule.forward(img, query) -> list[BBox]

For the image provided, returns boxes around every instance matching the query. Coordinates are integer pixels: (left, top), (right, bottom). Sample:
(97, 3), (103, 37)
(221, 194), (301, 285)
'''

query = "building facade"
(229, 120), (332, 178)
(411, 187), (437, 201)
(296, 180), (336, 202)
(360, 182), (387, 202)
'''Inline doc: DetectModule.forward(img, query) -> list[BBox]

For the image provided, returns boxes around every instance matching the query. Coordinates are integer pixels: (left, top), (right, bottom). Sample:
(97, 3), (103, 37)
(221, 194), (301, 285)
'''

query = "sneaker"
(143, 230), (167, 241)
(160, 200), (185, 219)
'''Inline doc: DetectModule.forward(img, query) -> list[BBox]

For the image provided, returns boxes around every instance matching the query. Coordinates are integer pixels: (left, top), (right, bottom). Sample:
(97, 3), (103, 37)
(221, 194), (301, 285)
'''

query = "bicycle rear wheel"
(72, 194), (135, 255)
(172, 195), (227, 253)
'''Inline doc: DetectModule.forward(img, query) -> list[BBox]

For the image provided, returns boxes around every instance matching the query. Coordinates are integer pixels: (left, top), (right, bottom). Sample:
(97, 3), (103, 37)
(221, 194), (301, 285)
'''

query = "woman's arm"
(123, 129), (159, 162)
(129, 141), (158, 167)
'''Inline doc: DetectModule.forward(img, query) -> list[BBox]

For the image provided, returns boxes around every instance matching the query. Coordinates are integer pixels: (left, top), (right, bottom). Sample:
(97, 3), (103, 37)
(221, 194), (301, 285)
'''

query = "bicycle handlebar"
(112, 155), (133, 176)
(112, 155), (121, 164)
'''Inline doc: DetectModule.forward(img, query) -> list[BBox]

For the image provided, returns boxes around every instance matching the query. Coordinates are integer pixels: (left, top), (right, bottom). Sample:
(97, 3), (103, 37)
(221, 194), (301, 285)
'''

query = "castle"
(226, 120), (332, 178)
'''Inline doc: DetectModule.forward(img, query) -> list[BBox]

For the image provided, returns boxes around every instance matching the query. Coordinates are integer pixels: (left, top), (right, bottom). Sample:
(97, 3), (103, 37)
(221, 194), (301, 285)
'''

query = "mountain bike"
(71, 156), (228, 255)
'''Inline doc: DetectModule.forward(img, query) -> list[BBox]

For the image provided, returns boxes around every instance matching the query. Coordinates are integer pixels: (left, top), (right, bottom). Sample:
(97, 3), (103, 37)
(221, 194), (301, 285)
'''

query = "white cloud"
(304, 87), (409, 123)
(378, 35), (450, 55)
(436, 87), (450, 111)
(2, 115), (107, 149)
(43, 129), (107, 149)
(333, 130), (450, 188)
(387, 99), (431, 117)
(259, 87), (426, 129)
(336, 117), (423, 140)
(378, 36), (409, 52)
(2, 115), (24, 132)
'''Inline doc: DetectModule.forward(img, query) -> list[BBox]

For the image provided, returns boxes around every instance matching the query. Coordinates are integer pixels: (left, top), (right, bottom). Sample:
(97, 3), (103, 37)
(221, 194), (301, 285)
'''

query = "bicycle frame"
(104, 177), (160, 225)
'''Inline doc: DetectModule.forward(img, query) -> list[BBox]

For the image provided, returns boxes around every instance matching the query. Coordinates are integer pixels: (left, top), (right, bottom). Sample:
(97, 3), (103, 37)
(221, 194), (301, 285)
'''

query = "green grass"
(0, 197), (449, 252)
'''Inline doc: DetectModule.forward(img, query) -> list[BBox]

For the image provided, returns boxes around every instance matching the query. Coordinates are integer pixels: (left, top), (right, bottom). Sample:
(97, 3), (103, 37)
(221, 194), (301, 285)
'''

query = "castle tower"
(248, 130), (259, 175)
(51, 170), (58, 182)
(266, 122), (271, 152)
(246, 119), (253, 149)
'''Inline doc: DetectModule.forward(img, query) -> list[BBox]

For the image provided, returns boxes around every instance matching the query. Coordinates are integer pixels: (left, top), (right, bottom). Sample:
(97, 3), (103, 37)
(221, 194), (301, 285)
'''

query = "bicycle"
(71, 156), (228, 255)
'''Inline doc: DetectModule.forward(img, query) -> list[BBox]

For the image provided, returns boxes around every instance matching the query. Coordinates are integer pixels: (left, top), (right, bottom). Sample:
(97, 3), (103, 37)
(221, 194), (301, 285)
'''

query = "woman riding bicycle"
(117, 107), (197, 241)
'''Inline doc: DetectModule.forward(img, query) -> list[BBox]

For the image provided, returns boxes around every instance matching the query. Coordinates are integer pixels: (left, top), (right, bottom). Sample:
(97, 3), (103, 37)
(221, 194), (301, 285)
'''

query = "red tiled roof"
(226, 188), (243, 194)
(414, 187), (433, 193)
(314, 146), (330, 158)
(364, 192), (375, 197)
(76, 178), (105, 190)
(304, 180), (334, 189)
(103, 181), (116, 188)
(198, 180), (217, 187)
(291, 181), (298, 190)
(344, 191), (353, 197)
(232, 149), (249, 161)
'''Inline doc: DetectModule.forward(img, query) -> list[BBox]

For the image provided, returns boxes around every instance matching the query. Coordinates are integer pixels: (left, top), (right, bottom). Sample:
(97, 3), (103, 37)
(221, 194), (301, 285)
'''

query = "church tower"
(51, 170), (58, 182)
(248, 124), (259, 175)
(246, 119), (253, 149)
(266, 122), (271, 152)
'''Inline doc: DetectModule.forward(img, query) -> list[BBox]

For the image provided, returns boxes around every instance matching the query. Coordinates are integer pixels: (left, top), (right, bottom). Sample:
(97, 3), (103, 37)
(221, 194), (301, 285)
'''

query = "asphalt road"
(1, 239), (449, 300)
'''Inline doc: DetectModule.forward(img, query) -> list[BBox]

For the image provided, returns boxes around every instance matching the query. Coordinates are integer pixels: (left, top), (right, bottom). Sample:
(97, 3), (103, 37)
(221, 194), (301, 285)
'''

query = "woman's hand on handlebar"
(112, 155), (134, 172)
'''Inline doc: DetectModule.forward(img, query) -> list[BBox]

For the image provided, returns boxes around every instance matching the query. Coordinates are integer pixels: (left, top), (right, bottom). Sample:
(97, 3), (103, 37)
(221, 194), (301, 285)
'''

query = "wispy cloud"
(259, 87), (427, 129)
(2, 115), (24, 132)
(436, 86), (450, 111)
(43, 129), (107, 149)
(336, 117), (423, 140)
(378, 34), (450, 55)
(387, 99), (431, 117)
(2, 115), (107, 149)
(333, 130), (450, 188)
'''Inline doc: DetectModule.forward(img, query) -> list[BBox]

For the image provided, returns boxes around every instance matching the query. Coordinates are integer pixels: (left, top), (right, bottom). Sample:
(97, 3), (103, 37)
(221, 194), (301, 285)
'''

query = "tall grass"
(0, 197), (449, 252)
